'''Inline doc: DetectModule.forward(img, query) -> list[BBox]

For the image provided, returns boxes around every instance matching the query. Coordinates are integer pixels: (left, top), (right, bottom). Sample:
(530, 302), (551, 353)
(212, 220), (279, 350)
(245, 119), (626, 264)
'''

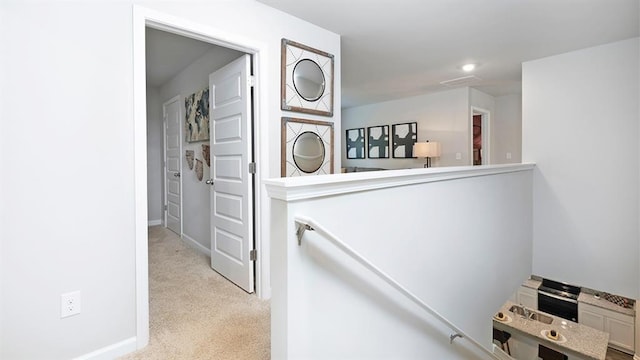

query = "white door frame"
(470, 106), (491, 165)
(133, 5), (268, 350)
(162, 95), (183, 235)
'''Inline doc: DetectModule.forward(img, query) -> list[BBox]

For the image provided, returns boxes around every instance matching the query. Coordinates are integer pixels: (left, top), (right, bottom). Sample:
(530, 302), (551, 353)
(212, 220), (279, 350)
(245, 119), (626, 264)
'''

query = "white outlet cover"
(60, 291), (81, 318)
(455, 152), (462, 160)
(506, 152), (512, 159)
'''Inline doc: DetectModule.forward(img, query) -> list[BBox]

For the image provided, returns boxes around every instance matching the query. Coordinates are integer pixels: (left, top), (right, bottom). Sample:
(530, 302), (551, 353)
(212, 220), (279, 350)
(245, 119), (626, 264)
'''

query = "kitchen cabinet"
(517, 286), (538, 310)
(606, 316), (634, 352)
(508, 331), (538, 359)
(508, 331), (585, 360)
(578, 302), (635, 353)
(579, 305), (604, 330)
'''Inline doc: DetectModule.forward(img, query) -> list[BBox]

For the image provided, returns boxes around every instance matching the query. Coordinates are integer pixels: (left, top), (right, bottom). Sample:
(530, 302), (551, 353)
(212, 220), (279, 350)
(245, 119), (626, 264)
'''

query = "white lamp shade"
(413, 141), (441, 158)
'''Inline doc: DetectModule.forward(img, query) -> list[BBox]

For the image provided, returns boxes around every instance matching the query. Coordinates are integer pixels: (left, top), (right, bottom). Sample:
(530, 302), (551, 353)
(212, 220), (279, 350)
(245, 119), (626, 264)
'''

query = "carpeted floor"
(119, 226), (270, 360)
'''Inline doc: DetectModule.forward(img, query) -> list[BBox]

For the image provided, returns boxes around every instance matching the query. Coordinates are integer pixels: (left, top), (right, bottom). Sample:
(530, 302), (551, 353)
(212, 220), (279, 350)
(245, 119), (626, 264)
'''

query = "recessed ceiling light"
(462, 63), (476, 72)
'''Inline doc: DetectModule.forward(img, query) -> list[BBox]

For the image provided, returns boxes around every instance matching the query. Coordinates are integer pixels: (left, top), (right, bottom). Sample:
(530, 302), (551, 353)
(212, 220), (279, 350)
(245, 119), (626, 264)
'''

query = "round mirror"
(293, 131), (325, 173)
(293, 59), (325, 101)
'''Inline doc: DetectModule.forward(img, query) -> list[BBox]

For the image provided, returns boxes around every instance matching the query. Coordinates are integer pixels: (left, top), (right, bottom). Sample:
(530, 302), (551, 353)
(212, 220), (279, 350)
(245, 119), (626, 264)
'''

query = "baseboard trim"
(148, 219), (162, 226)
(633, 354), (639, 360)
(183, 233), (211, 256)
(73, 337), (137, 360)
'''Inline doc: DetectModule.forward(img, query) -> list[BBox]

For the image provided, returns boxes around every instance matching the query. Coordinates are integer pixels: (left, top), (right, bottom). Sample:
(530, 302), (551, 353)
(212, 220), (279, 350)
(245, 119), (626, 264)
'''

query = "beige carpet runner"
(120, 226), (270, 360)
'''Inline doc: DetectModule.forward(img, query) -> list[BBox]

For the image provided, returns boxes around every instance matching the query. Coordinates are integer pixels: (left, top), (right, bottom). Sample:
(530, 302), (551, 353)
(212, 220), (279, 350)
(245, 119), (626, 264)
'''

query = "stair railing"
(294, 215), (501, 360)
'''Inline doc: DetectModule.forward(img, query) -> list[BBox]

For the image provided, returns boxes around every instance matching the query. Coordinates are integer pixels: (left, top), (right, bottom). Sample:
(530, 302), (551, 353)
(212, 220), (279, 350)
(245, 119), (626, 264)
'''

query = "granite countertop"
(578, 292), (635, 317)
(493, 300), (609, 360)
(522, 278), (542, 290)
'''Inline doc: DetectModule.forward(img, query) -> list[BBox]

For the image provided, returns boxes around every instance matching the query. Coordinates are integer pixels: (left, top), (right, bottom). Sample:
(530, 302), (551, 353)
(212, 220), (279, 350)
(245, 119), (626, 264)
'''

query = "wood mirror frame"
(281, 38), (334, 117)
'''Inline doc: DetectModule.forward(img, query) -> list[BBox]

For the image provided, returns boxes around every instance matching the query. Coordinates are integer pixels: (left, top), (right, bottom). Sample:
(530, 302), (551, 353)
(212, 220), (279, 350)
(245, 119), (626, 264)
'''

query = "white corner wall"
(342, 88), (471, 169)
(147, 86), (164, 225)
(492, 94), (522, 164)
(1, 1), (340, 358)
(523, 38), (639, 298)
(158, 47), (243, 251)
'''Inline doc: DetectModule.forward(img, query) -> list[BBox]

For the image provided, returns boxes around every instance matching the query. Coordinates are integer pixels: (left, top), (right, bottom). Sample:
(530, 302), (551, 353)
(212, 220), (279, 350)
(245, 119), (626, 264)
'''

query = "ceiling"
(145, 27), (243, 87)
(258, 0), (639, 108)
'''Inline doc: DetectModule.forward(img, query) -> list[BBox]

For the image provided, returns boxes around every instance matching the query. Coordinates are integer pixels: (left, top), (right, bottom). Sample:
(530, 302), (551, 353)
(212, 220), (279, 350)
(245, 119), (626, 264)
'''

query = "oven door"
(538, 291), (578, 322)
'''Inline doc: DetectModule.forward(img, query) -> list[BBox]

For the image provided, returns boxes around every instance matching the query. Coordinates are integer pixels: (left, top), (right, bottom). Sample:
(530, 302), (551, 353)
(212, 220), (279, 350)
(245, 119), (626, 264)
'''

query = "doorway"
(134, 6), (268, 349)
(148, 34), (256, 286)
(163, 96), (183, 236)
(471, 107), (490, 166)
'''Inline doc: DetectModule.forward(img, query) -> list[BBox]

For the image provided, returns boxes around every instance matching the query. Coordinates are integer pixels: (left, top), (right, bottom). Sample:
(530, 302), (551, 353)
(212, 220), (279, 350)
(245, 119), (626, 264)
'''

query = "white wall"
(0, 1), (340, 358)
(523, 38), (639, 298)
(267, 165), (533, 359)
(342, 87), (471, 169)
(0, 2), (6, 350)
(470, 88), (496, 114)
(1, 3), (137, 359)
(158, 47), (244, 250)
(492, 94), (522, 164)
(147, 86), (163, 224)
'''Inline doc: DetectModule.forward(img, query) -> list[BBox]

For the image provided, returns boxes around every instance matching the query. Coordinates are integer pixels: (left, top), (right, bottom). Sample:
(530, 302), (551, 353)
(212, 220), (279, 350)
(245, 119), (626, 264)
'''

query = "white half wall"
(266, 164), (533, 359)
(342, 88), (471, 169)
(523, 38), (639, 298)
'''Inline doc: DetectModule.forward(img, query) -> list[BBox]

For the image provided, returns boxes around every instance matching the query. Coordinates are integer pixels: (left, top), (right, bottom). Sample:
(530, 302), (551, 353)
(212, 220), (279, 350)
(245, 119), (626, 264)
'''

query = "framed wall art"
(281, 38), (334, 117)
(281, 117), (334, 177)
(185, 87), (210, 142)
(392, 122), (418, 158)
(345, 128), (366, 159)
(367, 125), (389, 159)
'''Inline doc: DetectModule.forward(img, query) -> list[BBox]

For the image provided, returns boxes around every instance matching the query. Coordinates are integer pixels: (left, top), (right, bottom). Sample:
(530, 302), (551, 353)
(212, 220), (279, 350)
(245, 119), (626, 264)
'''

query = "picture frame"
(392, 122), (418, 158)
(184, 87), (210, 142)
(281, 38), (334, 117)
(367, 125), (389, 159)
(345, 128), (366, 159)
(281, 117), (334, 177)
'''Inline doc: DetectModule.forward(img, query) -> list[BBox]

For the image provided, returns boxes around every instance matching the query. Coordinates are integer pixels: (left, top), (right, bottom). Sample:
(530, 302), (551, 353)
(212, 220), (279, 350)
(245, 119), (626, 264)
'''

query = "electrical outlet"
(506, 152), (512, 160)
(455, 152), (462, 160)
(60, 291), (81, 318)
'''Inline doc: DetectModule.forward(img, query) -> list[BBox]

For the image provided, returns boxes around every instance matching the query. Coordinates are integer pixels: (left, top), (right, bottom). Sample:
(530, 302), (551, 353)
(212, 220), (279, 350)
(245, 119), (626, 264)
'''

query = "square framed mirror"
(281, 39), (334, 117)
(281, 117), (334, 177)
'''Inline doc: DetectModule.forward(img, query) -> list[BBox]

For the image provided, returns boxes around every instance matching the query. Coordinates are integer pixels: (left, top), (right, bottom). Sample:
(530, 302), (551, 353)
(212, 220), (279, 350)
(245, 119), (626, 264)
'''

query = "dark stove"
(537, 278), (580, 322)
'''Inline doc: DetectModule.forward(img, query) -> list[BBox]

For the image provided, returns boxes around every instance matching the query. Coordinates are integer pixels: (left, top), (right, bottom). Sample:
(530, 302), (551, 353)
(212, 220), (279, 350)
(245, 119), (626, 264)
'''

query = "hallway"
(120, 226), (270, 359)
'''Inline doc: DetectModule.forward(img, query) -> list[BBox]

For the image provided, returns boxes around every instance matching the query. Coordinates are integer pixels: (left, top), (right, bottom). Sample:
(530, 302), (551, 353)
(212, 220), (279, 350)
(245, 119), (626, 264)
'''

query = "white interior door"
(163, 96), (182, 235)
(208, 54), (254, 293)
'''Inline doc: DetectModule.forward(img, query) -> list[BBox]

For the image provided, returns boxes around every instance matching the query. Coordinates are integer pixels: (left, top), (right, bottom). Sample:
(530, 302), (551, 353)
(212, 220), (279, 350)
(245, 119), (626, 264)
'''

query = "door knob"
(205, 179), (214, 185)
(173, 172), (180, 177)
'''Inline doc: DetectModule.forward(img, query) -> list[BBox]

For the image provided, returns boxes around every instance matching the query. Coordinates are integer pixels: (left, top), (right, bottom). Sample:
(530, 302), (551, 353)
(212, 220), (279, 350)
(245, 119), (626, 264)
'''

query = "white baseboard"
(73, 337), (137, 360)
(183, 233), (211, 256)
(148, 219), (162, 226)
(633, 354), (639, 360)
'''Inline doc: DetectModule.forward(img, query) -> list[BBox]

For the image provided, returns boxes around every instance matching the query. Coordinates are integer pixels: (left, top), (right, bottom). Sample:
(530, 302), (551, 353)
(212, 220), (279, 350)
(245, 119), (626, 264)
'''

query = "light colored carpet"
(120, 226), (270, 360)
